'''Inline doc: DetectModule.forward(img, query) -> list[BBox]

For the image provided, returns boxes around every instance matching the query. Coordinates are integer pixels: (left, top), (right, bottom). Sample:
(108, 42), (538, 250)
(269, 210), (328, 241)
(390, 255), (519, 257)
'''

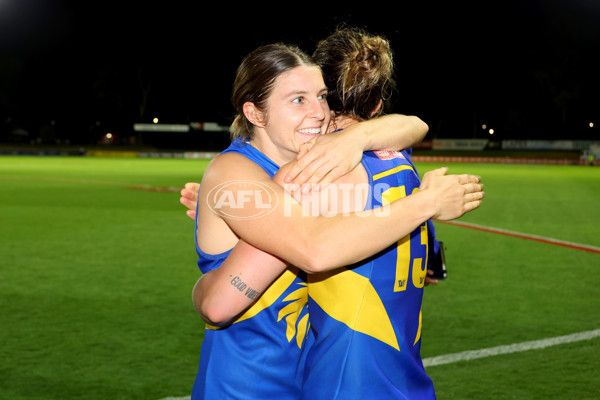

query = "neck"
(330, 115), (361, 132)
(249, 132), (295, 167)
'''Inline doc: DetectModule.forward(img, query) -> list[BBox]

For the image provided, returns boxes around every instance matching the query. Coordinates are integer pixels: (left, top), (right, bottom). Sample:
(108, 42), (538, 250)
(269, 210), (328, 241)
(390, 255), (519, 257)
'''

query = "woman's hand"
(180, 182), (201, 220)
(283, 114), (428, 191)
(420, 167), (484, 220)
(284, 129), (366, 192)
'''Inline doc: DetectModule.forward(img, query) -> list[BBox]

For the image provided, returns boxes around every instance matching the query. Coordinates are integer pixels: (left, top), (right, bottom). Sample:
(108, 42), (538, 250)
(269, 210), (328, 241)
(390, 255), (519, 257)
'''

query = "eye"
(292, 97), (305, 104)
(318, 92), (328, 101)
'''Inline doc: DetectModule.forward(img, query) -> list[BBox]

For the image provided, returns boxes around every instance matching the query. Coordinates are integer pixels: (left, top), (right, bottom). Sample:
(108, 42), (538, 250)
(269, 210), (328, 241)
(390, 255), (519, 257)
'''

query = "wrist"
(411, 189), (437, 221)
(356, 119), (375, 151)
(336, 116), (373, 151)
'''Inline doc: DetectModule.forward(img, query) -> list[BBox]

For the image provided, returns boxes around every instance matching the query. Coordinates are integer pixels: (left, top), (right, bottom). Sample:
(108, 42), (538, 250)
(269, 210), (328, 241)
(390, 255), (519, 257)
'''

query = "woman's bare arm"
(192, 157), (482, 324)
(202, 153), (481, 273)
(283, 114), (428, 188)
(193, 239), (288, 326)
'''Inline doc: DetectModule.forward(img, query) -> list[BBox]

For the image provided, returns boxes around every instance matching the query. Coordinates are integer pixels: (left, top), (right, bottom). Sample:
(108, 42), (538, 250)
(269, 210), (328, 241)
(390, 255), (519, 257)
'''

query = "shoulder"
(200, 152), (278, 209)
(203, 152), (270, 184)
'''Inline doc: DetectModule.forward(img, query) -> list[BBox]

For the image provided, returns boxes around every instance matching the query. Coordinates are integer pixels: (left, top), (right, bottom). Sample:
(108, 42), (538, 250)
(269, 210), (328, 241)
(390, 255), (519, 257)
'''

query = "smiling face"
(248, 65), (331, 165)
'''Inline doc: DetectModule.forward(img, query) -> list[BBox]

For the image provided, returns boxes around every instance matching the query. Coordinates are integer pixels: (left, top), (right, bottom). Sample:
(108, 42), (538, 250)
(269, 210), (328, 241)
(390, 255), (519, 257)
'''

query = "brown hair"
(230, 43), (317, 141)
(312, 27), (395, 121)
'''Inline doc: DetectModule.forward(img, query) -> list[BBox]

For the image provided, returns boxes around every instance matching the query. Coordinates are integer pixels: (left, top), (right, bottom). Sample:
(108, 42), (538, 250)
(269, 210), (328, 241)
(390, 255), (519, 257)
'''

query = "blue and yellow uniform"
(301, 150), (436, 400)
(191, 138), (311, 400)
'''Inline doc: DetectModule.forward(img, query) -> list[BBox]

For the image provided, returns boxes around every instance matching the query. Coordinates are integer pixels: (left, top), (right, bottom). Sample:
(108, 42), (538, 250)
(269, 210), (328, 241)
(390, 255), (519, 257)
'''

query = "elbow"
(192, 278), (233, 326)
(414, 116), (429, 140)
(297, 257), (323, 274)
(199, 305), (233, 327)
(293, 235), (337, 274)
(421, 120), (429, 136)
(196, 298), (233, 327)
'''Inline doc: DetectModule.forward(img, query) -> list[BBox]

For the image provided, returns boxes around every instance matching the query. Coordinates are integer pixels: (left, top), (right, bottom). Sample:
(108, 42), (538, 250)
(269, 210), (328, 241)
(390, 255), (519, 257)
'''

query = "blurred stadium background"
(1, 1), (599, 154)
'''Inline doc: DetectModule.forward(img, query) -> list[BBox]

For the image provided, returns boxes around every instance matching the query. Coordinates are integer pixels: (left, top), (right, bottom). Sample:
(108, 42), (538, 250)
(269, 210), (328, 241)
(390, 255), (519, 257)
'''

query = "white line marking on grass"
(438, 220), (600, 254)
(423, 329), (600, 367)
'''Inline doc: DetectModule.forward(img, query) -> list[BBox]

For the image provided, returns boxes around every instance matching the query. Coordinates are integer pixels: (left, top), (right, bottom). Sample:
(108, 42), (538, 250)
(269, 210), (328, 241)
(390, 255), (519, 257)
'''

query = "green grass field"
(1, 156), (599, 399)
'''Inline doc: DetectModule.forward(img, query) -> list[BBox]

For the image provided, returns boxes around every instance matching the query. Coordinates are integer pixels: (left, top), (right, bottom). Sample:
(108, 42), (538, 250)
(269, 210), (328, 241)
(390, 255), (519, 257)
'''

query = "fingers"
(296, 141), (314, 160)
(180, 195), (197, 220)
(463, 199), (482, 213)
(285, 160), (326, 189)
(462, 182), (484, 194)
(296, 164), (339, 193)
(462, 187), (485, 214)
(299, 160), (329, 189)
(180, 189), (199, 220)
(427, 167), (449, 177)
(285, 139), (319, 183)
(424, 169), (478, 184)
(285, 154), (348, 192)
(464, 190), (485, 203)
(420, 167), (447, 190)
(301, 165), (344, 193)
(457, 174), (481, 185)
(424, 269), (438, 286)
(185, 182), (201, 192)
(180, 195), (194, 209)
(284, 153), (321, 184)
(180, 188), (197, 202)
(186, 209), (197, 220)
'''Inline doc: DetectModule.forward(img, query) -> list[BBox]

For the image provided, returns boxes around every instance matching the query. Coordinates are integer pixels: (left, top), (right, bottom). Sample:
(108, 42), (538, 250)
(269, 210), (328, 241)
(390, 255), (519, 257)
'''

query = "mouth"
(297, 127), (322, 136)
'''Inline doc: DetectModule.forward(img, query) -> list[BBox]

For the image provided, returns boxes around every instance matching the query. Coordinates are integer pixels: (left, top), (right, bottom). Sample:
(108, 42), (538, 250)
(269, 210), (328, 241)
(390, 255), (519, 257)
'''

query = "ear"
(243, 102), (265, 128)
(370, 100), (383, 117)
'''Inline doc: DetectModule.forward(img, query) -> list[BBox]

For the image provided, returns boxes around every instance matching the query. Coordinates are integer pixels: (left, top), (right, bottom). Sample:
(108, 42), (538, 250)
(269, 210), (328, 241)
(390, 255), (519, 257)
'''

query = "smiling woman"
(237, 64), (330, 166)
(228, 45), (330, 166)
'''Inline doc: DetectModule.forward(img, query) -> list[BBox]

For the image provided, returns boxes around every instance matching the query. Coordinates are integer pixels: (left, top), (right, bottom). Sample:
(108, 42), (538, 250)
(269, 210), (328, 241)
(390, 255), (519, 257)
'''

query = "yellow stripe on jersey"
(372, 165), (414, 181)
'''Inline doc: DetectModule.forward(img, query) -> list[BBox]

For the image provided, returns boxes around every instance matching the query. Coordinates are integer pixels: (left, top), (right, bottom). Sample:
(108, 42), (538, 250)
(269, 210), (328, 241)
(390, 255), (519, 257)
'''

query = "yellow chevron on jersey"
(308, 268), (400, 351)
(278, 280), (309, 347)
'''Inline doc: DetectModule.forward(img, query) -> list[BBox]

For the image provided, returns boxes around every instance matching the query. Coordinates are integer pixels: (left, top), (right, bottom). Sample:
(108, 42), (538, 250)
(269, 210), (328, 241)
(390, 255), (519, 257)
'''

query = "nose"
(310, 97), (327, 121)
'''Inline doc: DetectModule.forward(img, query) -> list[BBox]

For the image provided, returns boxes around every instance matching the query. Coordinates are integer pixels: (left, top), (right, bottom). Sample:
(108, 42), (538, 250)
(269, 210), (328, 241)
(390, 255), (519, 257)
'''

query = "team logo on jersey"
(374, 150), (406, 160)
(278, 281), (310, 348)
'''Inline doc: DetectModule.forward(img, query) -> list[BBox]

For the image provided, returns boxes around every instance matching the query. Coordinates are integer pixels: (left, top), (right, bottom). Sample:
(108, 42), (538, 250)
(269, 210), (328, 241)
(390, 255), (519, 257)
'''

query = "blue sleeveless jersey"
(192, 138), (311, 400)
(301, 150), (436, 400)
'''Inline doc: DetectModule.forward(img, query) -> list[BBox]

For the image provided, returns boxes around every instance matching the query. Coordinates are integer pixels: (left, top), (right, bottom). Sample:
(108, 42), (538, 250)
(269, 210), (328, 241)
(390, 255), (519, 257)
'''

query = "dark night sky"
(1, 0), (599, 146)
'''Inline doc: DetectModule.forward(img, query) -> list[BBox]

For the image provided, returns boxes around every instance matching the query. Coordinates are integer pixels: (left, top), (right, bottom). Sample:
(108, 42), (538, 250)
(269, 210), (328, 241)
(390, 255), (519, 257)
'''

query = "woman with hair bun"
(299, 27), (439, 400)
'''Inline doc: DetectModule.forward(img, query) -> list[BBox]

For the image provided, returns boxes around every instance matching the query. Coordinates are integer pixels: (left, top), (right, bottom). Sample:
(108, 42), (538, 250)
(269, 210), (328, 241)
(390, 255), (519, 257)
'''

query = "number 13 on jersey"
(381, 186), (429, 292)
